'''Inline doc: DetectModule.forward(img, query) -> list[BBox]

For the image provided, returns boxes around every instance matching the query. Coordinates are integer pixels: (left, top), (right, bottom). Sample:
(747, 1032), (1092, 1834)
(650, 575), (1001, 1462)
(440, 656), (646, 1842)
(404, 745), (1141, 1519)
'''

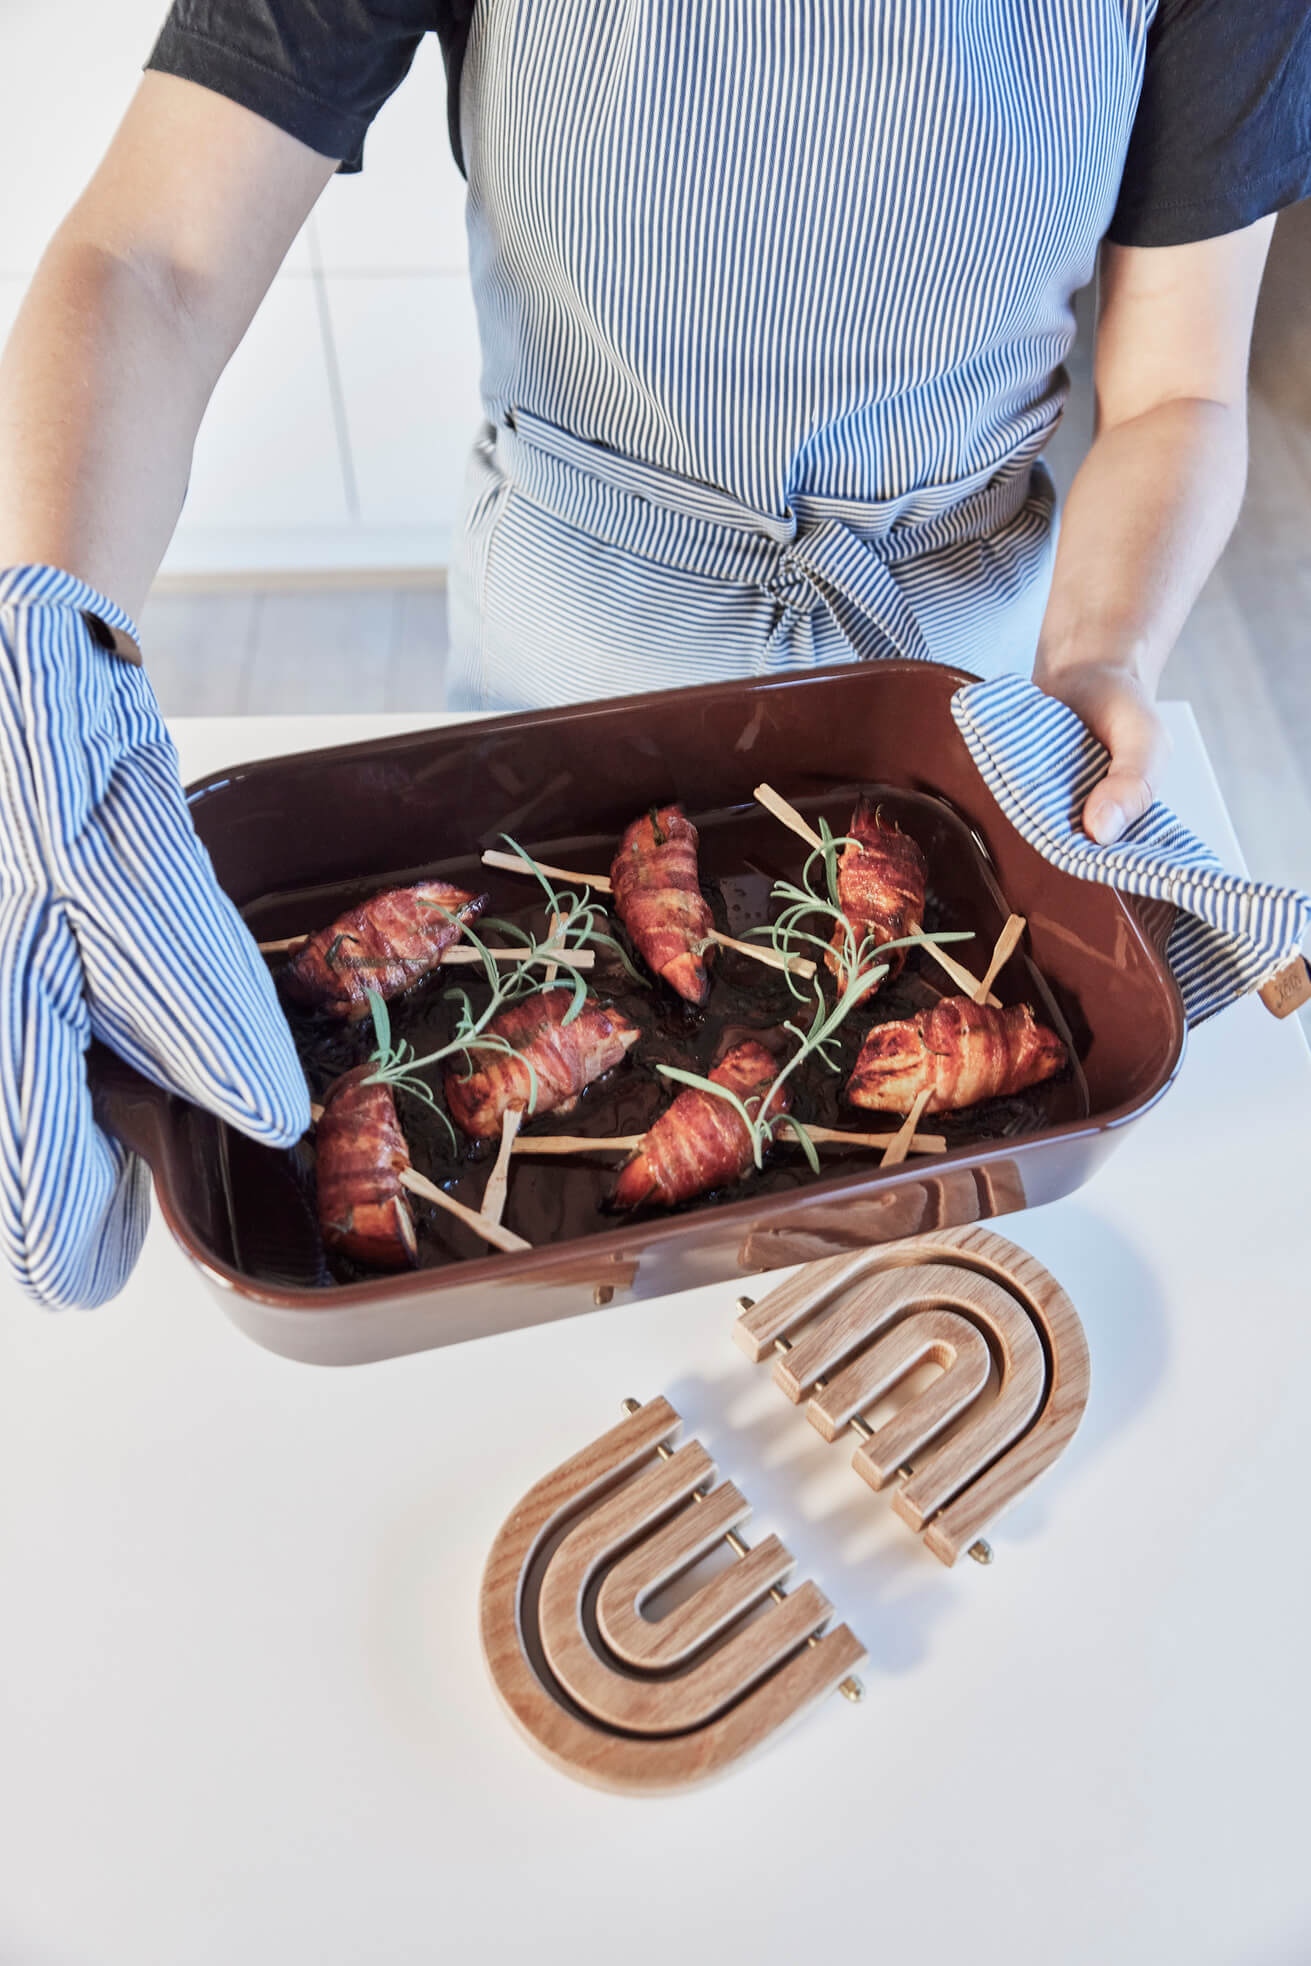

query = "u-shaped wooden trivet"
(479, 1396), (866, 1793)
(733, 1225), (1089, 1566)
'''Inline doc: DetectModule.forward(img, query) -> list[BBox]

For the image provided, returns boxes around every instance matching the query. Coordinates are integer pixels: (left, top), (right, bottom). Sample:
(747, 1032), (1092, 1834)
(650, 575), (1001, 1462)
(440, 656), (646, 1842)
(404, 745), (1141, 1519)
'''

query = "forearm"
(0, 227), (217, 622)
(0, 74), (337, 625)
(1034, 394), (1247, 697)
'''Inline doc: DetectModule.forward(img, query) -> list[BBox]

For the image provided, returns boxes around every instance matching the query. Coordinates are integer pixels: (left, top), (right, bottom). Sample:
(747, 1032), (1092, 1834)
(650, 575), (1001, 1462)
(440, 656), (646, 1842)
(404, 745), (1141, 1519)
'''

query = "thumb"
(1058, 673), (1172, 847)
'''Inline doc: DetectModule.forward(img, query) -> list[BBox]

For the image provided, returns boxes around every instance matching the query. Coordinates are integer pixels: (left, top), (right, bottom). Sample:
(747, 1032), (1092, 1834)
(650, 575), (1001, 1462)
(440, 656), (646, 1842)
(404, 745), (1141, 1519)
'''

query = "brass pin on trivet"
(621, 1398), (864, 1703)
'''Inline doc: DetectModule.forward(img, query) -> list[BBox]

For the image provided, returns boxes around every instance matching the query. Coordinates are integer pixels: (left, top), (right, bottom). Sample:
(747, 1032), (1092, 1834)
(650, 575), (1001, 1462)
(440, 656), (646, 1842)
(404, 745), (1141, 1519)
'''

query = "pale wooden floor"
(142, 207), (1311, 904)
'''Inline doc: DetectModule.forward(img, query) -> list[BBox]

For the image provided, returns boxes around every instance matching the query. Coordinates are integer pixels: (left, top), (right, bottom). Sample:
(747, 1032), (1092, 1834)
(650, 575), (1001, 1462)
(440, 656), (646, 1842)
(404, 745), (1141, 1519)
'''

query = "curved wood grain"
(595, 1483), (796, 1669)
(809, 1304), (992, 1476)
(733, 1225), (1091, 1567)
(479, 1399), (866, 1792)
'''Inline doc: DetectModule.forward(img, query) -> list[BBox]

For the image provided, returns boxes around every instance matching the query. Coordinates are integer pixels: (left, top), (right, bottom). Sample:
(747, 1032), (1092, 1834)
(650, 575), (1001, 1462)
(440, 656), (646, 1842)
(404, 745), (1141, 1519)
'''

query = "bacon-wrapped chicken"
(282, 879), (486, 1020)
(610, 804), (713, 1005)
(613, 1039), (788, 1210)
(827, 798), (926, 991)
(315, 1068), (417, 1269)
(845, 996), (1066, 1115)
(445, 987), (641, 1140)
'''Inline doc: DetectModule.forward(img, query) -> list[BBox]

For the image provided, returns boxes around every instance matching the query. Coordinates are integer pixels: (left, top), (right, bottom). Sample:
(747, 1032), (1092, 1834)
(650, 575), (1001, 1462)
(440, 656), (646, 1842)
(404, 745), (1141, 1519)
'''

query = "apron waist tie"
(491, 409), (1045, 666)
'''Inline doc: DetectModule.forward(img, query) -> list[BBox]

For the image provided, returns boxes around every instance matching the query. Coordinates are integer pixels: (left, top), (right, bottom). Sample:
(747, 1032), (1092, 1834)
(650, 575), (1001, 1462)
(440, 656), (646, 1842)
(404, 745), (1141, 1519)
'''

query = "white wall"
(0, 1), (482, 574)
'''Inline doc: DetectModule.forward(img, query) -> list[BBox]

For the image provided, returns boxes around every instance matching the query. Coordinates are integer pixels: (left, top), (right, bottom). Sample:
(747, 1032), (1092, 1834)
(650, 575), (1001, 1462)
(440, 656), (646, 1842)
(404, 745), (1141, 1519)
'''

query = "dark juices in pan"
(250, 786), (1088, 1288)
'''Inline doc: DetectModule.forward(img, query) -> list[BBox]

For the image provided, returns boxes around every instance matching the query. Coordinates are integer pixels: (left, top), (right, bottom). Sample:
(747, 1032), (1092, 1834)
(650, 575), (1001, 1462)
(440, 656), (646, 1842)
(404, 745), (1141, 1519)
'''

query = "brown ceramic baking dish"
(88, 659), (1185, 1365)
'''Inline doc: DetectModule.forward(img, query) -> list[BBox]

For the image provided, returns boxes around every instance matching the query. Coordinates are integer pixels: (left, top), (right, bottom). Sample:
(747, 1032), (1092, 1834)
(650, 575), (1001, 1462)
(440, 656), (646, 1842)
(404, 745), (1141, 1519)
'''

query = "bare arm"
(0, 71), (338, 622)
(1033, 219), (1276, 841)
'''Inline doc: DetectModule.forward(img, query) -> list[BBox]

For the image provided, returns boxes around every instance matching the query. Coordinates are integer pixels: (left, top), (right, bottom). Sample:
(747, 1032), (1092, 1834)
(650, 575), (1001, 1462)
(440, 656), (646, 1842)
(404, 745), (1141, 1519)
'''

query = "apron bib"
(447, 0), (1154, 711)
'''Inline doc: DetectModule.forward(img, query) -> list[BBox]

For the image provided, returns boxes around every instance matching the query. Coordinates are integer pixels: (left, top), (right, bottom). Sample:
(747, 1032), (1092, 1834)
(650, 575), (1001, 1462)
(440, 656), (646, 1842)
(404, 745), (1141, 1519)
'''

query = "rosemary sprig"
(489, 832), (647, 994)
(653, 830), (976, 1171)
(360, 912), (564, 1145)
(360, 840), (643, 1142)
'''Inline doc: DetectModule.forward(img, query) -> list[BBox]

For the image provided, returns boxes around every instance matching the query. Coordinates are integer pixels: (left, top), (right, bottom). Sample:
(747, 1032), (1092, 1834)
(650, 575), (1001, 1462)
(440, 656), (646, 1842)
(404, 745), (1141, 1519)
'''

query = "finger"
(0, 888), (150, 1308)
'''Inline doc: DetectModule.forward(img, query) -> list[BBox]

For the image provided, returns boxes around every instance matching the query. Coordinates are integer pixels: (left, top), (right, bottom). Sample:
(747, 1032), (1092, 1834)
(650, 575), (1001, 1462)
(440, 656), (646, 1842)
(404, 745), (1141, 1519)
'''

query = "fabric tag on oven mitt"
(951, 673), (1311, 1026)
(0, 565), (310, 1310)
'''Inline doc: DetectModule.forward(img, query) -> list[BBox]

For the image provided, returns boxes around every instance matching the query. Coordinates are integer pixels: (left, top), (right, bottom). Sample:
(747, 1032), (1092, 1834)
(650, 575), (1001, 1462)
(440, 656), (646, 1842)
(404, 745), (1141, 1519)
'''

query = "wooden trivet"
(733, 1225), (1089, 1567)
(480, 1395), (866, 1792)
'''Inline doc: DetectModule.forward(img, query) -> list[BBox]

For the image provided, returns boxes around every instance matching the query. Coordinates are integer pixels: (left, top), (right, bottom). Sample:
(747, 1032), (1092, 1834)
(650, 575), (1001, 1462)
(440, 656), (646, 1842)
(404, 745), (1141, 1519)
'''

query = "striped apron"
(446, 0), (1155, 712)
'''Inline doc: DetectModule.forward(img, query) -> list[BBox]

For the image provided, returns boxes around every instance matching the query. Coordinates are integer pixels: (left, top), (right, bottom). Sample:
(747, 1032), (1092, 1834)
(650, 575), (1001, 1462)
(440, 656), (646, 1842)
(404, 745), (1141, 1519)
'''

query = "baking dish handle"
(85, 1040), (174, 1168)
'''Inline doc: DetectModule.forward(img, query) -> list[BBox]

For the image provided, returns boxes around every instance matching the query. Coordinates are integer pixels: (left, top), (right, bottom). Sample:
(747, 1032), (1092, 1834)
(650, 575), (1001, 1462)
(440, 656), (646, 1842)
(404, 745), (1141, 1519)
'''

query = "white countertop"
(2, 705), (1309, 1966)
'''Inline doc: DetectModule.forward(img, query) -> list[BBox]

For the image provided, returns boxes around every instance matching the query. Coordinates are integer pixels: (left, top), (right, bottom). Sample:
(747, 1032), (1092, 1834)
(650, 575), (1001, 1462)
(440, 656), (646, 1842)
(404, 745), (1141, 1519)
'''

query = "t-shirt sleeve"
(1108, 0), (1311, 247)
(145, 0), (438, 174)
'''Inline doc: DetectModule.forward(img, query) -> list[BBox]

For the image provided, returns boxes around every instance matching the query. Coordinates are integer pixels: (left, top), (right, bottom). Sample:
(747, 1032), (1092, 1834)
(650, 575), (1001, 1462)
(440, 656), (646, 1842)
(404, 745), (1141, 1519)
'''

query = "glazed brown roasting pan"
(88, 660), (1186, 1365)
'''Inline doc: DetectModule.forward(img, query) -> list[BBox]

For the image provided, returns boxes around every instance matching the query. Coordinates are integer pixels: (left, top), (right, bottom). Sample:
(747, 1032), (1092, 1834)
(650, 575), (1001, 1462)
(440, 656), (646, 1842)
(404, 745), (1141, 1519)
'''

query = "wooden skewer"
(919, 936), (998, 1008)
(778, 1120), (947, 1154)
(482, 847), (614, 893)
(259, 933), (593, 968)
(973, 912), (1026, 1005)
(480, 1107), (523, 1225)
(510, 1121), (947, 1157)
(399, 1166), (531, 1254)
(751, 782), (1002, 1006)
(309, 1099), (528, 1252)
(706, 931), (816, 980)
(879, 1086), (934, 1168)
(482, 846), (816, 979)
(543, 911), (564, 986)
(753, 782), (825, 851)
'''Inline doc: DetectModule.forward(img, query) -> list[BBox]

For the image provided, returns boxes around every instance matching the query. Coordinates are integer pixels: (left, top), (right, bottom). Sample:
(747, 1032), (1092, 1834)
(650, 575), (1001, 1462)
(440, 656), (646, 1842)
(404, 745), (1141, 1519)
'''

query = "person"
(1, 0), (1309, 1308)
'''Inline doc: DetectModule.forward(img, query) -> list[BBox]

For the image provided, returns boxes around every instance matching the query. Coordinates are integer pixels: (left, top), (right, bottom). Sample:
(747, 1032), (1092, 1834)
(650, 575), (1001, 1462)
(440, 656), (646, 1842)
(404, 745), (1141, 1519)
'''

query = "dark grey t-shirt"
(146, 0), (1311, 244)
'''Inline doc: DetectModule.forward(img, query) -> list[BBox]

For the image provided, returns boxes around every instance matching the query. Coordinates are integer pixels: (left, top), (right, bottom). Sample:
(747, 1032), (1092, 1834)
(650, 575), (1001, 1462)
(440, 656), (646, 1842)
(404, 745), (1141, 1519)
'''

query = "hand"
(0, 567), (310, 1309)
(1033, 658), (1173, 846)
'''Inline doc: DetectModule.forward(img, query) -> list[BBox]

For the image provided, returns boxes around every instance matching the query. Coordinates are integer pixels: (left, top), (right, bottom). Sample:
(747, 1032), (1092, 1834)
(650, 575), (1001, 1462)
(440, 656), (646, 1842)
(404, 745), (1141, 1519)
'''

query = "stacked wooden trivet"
(480, 1225), (1089, 1792)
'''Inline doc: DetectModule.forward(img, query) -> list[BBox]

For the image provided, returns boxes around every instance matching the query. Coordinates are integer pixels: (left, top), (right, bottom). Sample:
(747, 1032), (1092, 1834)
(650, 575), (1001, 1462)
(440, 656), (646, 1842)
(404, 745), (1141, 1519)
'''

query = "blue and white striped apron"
(446, 0), (1155, 710)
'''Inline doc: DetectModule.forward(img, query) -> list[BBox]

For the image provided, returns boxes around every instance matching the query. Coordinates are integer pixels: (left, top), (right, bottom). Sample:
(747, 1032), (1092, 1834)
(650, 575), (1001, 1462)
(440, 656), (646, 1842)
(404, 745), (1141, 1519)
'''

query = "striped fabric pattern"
(0, 567), (309, 1309)
(953, 675), (1311, 1024)
(450, 0), (1155, 709)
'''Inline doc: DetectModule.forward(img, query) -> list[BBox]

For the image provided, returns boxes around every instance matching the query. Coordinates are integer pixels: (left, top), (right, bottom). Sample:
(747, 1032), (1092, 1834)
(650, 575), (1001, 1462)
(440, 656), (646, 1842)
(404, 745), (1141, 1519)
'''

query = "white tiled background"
(1, 0), (481, 573)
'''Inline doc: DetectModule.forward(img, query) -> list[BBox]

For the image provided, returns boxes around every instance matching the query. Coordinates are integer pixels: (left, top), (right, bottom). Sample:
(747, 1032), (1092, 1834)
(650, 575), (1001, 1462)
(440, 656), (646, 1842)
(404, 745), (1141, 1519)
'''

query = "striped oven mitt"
(0, 566), (309, 1310)
(952, 674), (1311, 1026)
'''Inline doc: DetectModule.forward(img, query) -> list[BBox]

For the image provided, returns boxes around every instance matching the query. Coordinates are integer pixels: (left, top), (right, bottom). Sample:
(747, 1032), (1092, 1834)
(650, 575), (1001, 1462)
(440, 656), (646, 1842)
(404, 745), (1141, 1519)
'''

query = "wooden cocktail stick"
(481, 847), (817, 980)
(973, 913), (1026, 1005)
(752, 782), (825, 851)
(543, 911), (564, 986)
(258, 932), (593, 969)
(779, 1119), (946, 1154)
(919, 937), (998, 1007)
(481, 1107), (523, 1226)
(399, 1166), (530, 1253)
(482, 847), (614, 893)
(708, 931), (817, 981)
(510, 1121), (946, 1157)
(880, 1087), (935, 1167)
(308, 1099), (528, 1252)
(752, 783), (1001, 1007)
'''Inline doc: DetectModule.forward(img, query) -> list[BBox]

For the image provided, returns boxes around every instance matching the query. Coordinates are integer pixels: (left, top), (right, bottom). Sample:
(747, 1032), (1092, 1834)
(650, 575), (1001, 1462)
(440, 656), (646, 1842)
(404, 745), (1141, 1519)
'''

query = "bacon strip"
(445, 987), (641, 1140)
(844, 996), (1066, 1115)
(613, 1039), (789, 1210)
(282, 879), (486, 1020)
(316, 1069), (417, 1269)
(610, 804), (713, 1004)
(826, 799), (927, 993)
